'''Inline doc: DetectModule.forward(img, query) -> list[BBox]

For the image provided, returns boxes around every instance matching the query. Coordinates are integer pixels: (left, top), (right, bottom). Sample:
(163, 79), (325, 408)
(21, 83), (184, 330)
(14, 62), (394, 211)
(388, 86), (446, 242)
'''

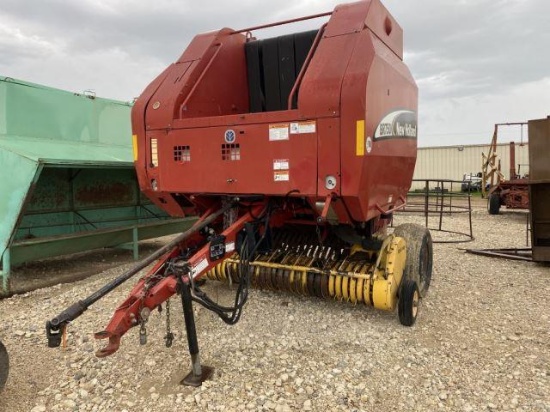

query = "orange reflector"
(356, 120), (365, 156)
(132, 134), (138, 161)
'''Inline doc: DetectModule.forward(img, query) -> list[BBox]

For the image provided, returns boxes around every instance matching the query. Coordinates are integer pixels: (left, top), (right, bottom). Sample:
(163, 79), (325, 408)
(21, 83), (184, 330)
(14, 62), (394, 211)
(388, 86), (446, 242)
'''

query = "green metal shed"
(0, 77), (194, 295)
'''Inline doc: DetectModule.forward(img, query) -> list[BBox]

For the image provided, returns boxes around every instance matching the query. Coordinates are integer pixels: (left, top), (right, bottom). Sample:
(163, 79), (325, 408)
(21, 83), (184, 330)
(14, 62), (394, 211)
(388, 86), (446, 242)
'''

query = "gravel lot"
(1, 201), (549, 412)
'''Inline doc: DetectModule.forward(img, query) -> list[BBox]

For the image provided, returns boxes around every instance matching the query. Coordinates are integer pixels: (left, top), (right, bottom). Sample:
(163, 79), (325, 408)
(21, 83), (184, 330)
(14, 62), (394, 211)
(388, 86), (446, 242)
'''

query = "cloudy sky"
(1, 0), (549, 146)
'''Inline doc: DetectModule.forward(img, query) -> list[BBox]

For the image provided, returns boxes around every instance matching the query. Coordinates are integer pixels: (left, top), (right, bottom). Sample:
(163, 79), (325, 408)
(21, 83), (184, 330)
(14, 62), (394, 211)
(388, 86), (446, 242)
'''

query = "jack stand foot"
(181, 365), (214, 387)
(178, 275), (214, 387)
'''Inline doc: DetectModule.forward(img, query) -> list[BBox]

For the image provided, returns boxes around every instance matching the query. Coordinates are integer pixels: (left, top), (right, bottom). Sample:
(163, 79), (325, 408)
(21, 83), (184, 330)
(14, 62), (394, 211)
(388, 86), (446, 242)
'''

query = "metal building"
(411, 142), (529, 190)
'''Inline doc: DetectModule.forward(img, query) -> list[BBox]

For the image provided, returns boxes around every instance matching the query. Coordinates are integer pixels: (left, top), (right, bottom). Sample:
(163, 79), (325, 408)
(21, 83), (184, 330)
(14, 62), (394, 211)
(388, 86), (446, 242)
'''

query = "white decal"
(269, 124), (289, 141)
(273, 159), (290, 170)
(290, 121), (316, 134)
(191, 257), (209, 277)
(274, 171), (290, 182)
(226, 242), (235, 253)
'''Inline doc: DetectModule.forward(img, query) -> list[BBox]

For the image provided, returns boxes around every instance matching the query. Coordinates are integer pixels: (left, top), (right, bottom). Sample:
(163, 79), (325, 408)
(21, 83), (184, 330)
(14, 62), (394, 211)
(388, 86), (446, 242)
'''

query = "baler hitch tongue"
(43, 201), (236, 351)
(94, 330), (122, 357)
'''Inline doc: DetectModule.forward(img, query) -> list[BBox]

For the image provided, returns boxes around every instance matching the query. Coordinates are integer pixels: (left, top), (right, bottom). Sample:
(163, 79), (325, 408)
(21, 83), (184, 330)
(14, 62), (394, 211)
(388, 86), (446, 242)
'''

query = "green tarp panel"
(0, 77), (192, 294)
(0, 77), (134, 263)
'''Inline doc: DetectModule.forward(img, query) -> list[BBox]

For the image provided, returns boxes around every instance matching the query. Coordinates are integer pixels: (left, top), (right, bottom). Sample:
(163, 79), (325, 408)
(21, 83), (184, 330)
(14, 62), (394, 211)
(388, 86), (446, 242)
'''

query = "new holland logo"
(224, 129), (236, 143)
(374, 110), (417, 140)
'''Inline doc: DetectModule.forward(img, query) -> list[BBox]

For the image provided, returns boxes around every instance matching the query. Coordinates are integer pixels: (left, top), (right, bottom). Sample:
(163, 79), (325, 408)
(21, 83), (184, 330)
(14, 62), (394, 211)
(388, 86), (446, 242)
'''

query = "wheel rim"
(412, 289), (419, 318)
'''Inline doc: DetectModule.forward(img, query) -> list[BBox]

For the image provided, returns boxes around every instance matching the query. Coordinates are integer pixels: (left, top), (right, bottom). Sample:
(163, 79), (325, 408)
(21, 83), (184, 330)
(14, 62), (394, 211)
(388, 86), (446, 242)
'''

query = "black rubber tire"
(488, 193), (500, 215)
(0, 340), (8, 390)
(393, 223), (433, 297)
(398, 279), (419, 326)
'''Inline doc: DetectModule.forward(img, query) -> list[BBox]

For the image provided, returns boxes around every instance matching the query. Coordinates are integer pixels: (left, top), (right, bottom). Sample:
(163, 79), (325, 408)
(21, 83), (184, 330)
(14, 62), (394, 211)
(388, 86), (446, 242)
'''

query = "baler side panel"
(144, 30), (239, 130)
(131, 66), (172, 193)
(363, 34), (417, 221)
(144, 60), (198, 129)
(176, 34), (249, 118)
(341, 31), (417, 222)
(142, 61), (192, 184)
(131, 66), (188, 216)
(323, 1), (370, 37)
(364, 0), (403, 59)
(300, 2), (373, 200)
(337, 30), (373, 219)
(157, 123), (317, 196)
(317, 117), (341, 198)
(175, 30), (229, 63)
(298, 32), (358, 119)
(307, 32), (361, 200)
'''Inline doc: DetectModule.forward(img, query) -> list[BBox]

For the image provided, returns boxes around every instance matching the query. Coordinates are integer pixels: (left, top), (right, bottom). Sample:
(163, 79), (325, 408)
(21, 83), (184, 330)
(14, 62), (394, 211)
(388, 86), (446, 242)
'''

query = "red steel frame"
(95, 200), (288, 355)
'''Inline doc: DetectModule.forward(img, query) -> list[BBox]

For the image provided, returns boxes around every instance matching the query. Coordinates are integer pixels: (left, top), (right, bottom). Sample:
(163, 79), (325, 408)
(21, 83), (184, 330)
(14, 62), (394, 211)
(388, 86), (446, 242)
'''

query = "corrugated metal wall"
(411, 142), (529, 190)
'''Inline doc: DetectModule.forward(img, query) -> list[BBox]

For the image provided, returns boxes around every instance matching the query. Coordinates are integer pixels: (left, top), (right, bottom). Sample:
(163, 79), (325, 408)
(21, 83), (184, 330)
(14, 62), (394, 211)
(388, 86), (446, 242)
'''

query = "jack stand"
(178, 275), (214, 387)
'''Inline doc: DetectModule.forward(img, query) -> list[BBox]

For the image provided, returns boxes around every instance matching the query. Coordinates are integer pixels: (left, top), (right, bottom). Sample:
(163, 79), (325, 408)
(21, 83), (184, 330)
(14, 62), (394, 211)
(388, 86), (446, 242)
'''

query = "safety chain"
(164, 299), (174, 347)
(137, 267), (169, 345)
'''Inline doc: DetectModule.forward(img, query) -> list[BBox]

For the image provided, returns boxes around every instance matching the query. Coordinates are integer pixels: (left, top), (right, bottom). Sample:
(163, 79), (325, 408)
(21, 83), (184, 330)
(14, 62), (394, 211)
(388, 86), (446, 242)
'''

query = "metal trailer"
(48, 0), (432, 386)
(0, 78), (195, 295)
(466, 117), (550, 262)
(482, 123), (529, 214)
(528, 117), (550, 262)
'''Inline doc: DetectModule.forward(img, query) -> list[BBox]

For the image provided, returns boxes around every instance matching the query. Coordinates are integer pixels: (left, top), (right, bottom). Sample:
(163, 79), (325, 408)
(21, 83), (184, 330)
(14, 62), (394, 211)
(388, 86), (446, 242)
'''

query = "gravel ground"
(0, 201), (549, 412)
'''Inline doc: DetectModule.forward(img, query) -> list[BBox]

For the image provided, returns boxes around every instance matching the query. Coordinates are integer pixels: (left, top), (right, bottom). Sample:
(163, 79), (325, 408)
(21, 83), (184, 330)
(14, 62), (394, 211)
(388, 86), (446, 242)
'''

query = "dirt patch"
(3, 237), (175, 297)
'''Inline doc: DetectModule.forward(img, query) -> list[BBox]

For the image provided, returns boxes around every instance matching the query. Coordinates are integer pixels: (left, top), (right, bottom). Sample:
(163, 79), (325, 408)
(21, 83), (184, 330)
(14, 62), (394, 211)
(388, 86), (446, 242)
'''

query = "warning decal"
(273, 159), (290, 170)
(191, 257), (208, 277)
(269, 124), (289, 141)
(274, 171), (290, 182)
(290, 121), (316, 134)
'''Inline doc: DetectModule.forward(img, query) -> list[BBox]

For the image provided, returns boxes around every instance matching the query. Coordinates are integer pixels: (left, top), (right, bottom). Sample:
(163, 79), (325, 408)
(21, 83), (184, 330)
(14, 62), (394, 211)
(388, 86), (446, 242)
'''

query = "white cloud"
(419, 77), (550, 146)
(0, 0), (548, 146)
(0, 21), (59, 60)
